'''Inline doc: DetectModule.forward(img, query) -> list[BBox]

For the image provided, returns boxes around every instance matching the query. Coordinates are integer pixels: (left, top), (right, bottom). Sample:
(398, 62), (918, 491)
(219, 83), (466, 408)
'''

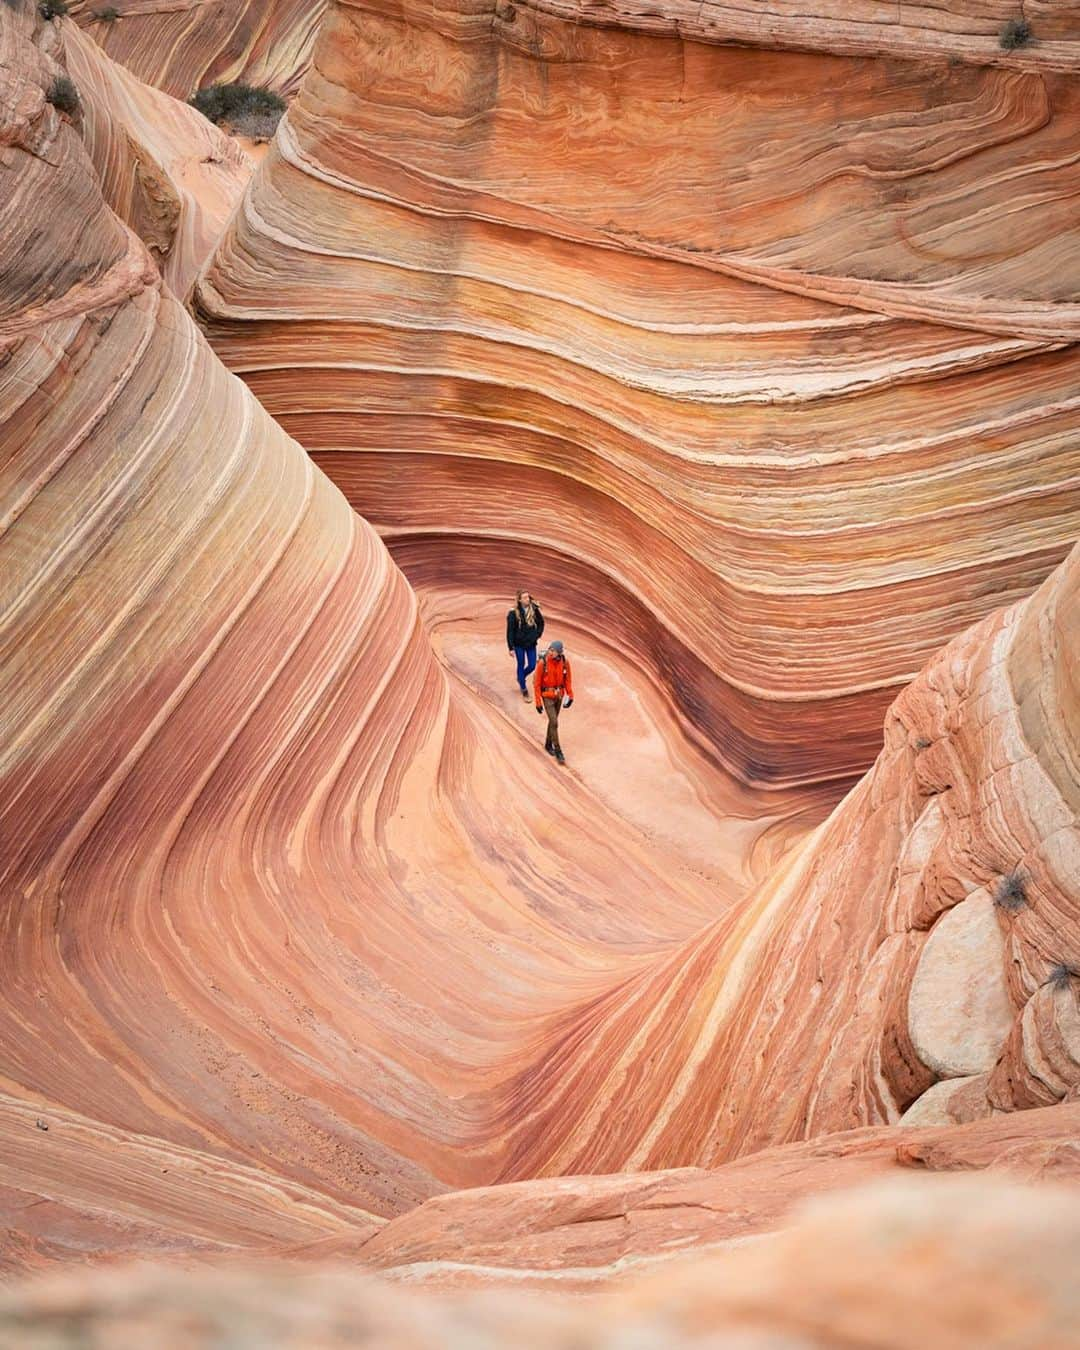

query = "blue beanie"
(548, 640), (564, 654)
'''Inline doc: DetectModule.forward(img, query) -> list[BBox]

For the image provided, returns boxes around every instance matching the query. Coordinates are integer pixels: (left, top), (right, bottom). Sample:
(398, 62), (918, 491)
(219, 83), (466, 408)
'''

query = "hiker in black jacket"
(506, 590), (545, 699)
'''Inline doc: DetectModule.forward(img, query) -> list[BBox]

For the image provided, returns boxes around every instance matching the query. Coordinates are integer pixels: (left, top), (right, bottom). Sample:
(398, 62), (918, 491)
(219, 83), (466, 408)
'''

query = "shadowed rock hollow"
(0, 0), (1079, 1337)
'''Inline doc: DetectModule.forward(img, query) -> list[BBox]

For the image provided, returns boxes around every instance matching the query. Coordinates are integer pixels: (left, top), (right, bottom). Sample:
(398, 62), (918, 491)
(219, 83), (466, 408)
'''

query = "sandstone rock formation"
(496, 0), (1080, 74)
(68, 0), (322, 102)
(62, 21), (252, 295)
(0, 0), (790, 1240)
(494, 544), (1080, 1179)
(0, 1089), (380, 1276)
(4, 1174), (1080, 1345)
(196, 0), (1080, 787)
(1, 0), (1078, 1327)
(334, 1103), (1080, 1287)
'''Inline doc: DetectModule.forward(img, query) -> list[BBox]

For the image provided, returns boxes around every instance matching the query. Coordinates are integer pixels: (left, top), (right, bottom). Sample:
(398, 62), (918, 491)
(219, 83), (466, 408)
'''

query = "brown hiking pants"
(542, 694), (564, 753)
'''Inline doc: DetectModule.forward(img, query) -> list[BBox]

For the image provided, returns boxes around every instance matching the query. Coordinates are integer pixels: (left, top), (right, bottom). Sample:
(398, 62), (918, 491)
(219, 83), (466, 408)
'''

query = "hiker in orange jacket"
(534, 640), (574, 764)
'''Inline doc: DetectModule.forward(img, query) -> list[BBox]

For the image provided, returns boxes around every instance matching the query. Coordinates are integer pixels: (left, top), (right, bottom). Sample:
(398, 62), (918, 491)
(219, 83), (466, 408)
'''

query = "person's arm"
(536, 606), (545, 641)
(534, 656), (545, 710)
(507, 610), (515, 651)
(563, 657), (574, 704)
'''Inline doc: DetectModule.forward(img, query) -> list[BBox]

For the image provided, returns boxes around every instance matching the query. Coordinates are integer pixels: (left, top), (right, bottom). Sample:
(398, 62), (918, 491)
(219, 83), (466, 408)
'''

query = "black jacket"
(507, 603), (545, 650)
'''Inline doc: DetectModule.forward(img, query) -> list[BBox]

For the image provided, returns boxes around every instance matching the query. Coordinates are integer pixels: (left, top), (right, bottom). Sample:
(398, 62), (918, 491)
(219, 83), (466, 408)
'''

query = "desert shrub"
(914, 737), (932, 751)
(993, 870), (1028, 913)
(46, 74), (80, 117)
(93, 5), (120, 19)
(189, 82), (286, 140)
(1047, 963), (1078, 988)
(999, 18), (1032, 48)
(39, 0), (69, 17)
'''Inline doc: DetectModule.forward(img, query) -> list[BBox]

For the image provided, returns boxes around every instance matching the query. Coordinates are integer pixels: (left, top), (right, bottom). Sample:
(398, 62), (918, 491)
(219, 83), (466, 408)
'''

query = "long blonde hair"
(516, 589), (537, 627)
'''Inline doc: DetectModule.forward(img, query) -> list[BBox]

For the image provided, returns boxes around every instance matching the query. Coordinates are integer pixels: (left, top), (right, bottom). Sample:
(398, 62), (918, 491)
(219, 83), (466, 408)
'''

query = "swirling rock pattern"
(491, 544), (1079, 1179)
(68, 0), (323, 102)
(0, 0), (779, 1247)
(494, 0), (1080, 74)
(197, 0), (1080, 787)
(59, 20), (252, 296)
(0, 1090), (380, 1275)
(2, 0), (1079, 1308)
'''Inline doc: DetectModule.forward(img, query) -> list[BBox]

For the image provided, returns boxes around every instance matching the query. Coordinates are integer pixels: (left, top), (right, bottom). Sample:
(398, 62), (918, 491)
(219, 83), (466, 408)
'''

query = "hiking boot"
(545, 743), (556, 756)
(555, 750), (566, 765)
(520, 687), (530, 700)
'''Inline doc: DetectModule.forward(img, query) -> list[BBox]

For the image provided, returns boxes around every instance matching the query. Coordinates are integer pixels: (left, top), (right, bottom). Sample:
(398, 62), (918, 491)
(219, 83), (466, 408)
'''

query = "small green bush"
(46, 74), (80, 117)
(914, 737), (932, 751)
(189, 82), (286, 140)
(93, 5), (120, 19)
(1047, 962), (1077, 988)
(993, 870), (1028, 913)
(39, 0), (69, 17)
(999, 18), (1032, 48)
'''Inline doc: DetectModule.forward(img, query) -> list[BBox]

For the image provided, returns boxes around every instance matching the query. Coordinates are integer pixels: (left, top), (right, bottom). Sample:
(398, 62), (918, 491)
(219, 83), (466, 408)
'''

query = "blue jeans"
(514, 645), (537, 690)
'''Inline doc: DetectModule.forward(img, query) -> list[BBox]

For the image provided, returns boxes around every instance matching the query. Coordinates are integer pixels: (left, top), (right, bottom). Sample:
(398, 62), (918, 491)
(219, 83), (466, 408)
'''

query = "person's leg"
(521, 645), (537, 699)
(515, 646), (528, 691)
(548, 694), (563, 757)
(543, 697), (558, 752)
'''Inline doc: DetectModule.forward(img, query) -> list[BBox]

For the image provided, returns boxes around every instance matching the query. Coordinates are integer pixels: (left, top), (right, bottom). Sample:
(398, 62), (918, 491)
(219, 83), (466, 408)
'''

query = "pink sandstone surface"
(4, 1173), (1080, 1345)
(0, 0), (1078, 1338)
(68, 0), (323, 102)
(484, 0), (1080, 75)
(196, 0), (1080, 787)
(61, 21), (252, 296)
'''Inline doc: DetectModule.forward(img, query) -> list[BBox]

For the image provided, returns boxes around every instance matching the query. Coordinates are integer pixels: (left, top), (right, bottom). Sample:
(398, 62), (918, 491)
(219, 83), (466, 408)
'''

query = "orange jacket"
(534, 652), (573, 707)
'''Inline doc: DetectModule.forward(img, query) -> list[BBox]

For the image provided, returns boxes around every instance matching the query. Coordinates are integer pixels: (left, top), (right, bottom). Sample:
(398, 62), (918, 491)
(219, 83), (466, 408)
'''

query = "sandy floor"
(420, 589), (837, 908)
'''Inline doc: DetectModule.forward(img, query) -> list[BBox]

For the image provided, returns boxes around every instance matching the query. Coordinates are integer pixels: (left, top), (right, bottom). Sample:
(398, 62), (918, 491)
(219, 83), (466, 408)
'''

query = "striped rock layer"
(488, 0), (1080, 74)
(489, 544), (1080, 1180)
(58, 19), (253, 297)
(0, 0), (790, 1244)
(197, 0), (1080, 789)
(2, 0), (1079, 1293)
(304, 1104), (1080, 1288)
(68, 0), (323, 102)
